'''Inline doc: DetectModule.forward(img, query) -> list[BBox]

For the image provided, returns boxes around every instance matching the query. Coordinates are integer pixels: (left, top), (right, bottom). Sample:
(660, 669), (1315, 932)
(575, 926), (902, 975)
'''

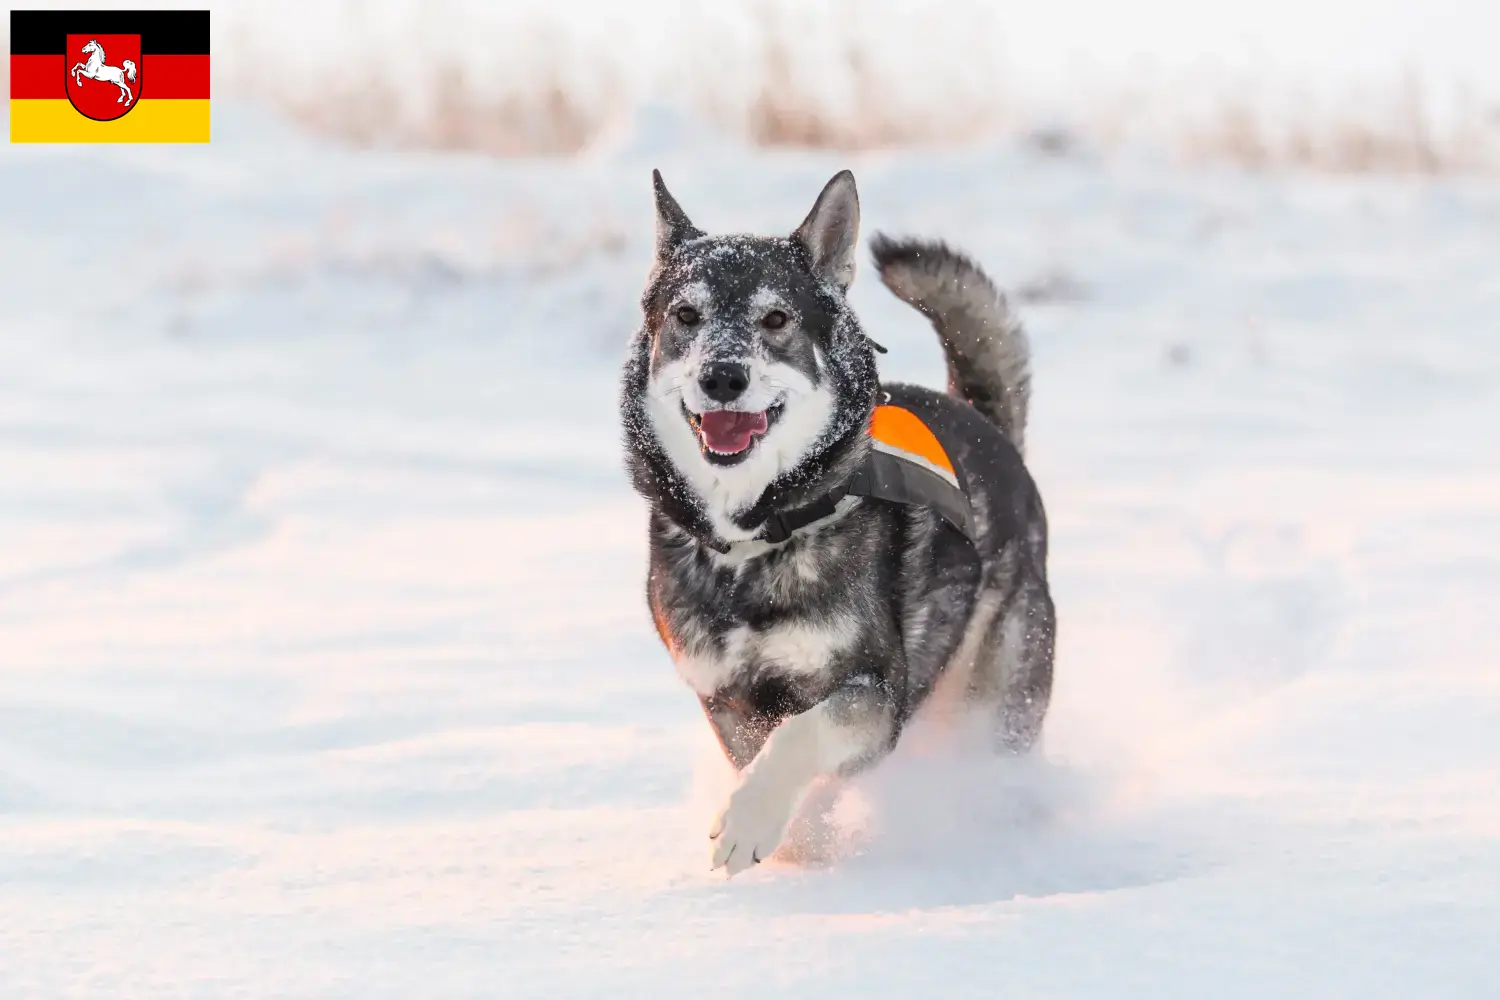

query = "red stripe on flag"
(10, 54), (210, 100)
(9, 56), (61, 98)
(144, 55), (211, 99)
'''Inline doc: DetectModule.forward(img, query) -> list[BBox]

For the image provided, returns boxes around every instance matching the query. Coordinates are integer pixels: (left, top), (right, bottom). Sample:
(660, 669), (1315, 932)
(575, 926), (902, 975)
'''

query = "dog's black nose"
(698, 362), (750, 403)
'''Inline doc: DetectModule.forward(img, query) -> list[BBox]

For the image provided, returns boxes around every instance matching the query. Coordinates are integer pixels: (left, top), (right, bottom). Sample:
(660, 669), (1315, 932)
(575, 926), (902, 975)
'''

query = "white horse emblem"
(71, 39), (137, 107)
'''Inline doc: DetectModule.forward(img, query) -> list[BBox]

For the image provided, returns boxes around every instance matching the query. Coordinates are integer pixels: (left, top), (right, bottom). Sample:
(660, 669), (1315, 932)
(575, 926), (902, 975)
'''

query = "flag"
(10, 9), (210, 143)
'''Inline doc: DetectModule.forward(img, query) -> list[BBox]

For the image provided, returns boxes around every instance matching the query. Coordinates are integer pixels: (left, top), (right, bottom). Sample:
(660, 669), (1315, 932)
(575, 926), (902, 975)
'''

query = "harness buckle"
(760, 512), (792, 544)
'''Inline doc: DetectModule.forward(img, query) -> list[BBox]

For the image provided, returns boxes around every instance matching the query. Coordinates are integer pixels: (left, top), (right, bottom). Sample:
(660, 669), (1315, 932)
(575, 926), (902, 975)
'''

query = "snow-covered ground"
(2, 103), (1499, 996)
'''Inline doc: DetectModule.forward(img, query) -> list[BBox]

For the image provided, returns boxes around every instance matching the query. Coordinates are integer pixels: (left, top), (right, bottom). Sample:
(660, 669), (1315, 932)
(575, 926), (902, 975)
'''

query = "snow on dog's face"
(629, 170), (877, 538)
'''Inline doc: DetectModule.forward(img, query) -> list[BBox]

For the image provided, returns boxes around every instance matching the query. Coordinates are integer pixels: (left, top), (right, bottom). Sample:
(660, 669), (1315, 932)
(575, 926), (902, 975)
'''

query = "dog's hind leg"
(709, 676), (900, 876)
(967, 549), (1055, 753)
(994, 575), (1055, 752)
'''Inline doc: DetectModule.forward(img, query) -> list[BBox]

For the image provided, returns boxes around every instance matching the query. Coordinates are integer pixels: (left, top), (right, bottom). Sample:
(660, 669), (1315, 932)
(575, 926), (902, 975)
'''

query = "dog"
(620, 169), (1055, 876)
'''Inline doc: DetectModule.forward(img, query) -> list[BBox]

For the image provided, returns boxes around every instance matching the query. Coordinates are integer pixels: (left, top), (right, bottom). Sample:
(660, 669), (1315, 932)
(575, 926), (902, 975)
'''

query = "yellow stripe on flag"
(10, 99), (210, 143)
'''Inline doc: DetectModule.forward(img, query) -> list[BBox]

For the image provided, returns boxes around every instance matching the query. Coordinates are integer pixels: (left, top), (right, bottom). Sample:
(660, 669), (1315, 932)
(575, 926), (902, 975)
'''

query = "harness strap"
(733, 405), (974, 548)
(855, 449), (975, 540)
(756, 445), (975, 545)
(759, 487), (849, 543)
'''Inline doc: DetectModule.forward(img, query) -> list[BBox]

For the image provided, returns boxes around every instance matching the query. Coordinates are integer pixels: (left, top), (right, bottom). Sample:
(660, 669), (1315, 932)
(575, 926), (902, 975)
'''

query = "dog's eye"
(762, 310), (788, 331)
(675, 305), (700, 326)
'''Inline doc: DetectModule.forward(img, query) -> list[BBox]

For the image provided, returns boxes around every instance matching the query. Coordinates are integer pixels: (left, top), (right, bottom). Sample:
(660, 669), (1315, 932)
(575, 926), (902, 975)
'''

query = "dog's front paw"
(709, 778), (799, 877)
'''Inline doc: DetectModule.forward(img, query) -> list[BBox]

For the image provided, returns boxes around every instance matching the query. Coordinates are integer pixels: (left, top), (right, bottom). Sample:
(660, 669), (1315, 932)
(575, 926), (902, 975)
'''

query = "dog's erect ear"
(792, 170), (860, 290)
(653, 169), (702, 256)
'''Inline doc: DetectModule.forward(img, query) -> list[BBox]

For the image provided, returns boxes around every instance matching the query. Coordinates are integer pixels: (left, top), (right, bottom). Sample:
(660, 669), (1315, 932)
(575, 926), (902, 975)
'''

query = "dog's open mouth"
(684, 404), (781, 464)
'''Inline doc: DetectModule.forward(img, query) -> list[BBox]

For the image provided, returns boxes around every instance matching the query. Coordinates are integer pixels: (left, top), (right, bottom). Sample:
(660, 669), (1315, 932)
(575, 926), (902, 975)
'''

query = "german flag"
(10, 10), (210, 143)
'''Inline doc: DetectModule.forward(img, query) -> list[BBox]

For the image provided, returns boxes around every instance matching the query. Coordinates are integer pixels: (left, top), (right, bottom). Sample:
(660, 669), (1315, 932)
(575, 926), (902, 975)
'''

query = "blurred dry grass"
(264, 30), (622, 158)
(280, 68), (611, 157)
(739, 0), (1004, 150)
(742, 43), (1002, 150)
(266, 55), (1500, 176)
(30, 5), (1491, 174)
(1170, 77), (1500, 174)
(256, 0), (1003, 156)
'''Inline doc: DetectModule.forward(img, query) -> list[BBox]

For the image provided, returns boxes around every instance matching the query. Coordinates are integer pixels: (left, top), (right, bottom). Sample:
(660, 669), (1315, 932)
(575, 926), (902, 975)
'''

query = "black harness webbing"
(757, 449), (975, 545)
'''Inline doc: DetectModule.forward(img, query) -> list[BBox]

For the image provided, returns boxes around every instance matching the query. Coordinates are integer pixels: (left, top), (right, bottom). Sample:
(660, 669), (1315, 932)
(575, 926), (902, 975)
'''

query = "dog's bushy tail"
(870, 235), (1031, 454)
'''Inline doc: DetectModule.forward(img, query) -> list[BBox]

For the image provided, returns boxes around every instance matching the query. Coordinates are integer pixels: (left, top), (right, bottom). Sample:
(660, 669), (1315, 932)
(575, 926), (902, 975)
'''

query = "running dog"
(620, 169), (1055, 875)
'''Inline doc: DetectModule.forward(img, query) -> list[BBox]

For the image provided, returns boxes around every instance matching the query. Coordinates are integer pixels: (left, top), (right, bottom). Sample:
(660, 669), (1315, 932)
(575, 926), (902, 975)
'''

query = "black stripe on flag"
(9, 9), (210, 55)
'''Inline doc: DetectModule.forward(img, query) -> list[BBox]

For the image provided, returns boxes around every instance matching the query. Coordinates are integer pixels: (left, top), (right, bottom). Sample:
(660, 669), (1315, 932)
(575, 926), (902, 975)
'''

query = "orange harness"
(869, 405), (961, 489)
(758, 404), (975, 544)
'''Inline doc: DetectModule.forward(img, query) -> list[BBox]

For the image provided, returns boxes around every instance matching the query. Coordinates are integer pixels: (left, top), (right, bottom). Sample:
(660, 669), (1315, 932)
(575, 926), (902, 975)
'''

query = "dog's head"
(623, 170), (879, 540)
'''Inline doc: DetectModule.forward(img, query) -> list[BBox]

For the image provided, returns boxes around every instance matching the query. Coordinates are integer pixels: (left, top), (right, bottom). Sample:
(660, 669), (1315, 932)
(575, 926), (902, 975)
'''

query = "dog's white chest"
(672, 618), (858, 697)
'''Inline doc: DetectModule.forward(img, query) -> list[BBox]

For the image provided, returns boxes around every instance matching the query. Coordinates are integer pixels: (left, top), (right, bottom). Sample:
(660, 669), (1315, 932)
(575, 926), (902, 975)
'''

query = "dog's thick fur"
(620, 170), (1054, 875)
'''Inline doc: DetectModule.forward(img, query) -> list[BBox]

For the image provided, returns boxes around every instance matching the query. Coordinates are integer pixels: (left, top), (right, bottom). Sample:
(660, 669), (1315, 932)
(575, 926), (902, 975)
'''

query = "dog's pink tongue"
(699, 410), (768, 454)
